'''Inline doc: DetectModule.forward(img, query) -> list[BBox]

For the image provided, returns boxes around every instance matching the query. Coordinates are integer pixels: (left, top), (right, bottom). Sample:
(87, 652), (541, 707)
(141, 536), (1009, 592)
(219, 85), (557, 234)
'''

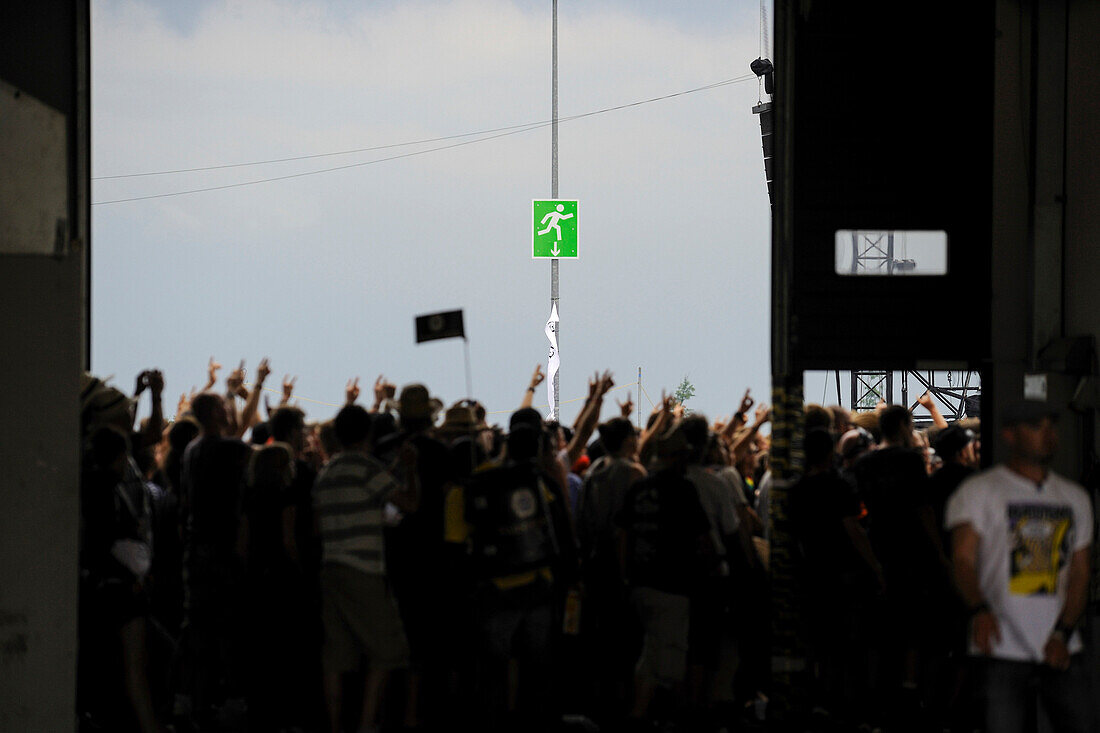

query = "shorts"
(320, 563), (409, 673)
(632, 586), (690, 688)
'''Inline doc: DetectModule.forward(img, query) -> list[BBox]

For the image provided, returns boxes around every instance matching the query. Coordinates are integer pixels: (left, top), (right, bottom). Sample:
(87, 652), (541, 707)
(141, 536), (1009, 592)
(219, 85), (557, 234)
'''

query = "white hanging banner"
(545, 303), (560, 420)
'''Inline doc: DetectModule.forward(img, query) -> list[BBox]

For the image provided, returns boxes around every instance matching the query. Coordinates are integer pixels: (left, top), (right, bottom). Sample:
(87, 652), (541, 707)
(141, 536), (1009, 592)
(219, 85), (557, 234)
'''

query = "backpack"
(464, 459), (560, 579)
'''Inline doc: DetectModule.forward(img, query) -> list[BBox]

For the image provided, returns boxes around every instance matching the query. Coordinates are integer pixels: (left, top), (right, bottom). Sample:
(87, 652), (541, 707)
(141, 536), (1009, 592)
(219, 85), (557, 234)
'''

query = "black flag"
(415, 309), (465, 343)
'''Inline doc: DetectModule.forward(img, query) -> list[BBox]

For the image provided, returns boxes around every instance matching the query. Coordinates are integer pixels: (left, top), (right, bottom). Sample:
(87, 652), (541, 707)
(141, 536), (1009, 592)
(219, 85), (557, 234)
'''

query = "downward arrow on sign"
(551, 244), (561, 256)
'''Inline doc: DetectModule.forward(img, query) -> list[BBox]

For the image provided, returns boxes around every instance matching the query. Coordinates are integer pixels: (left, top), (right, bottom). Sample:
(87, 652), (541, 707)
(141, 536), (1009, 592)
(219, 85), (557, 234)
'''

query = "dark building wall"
(0, 2), (88, 730)
(991, 0), (1100, 477)
(1064, 2), (1100, 347)
(1064, 0), (1100, 472)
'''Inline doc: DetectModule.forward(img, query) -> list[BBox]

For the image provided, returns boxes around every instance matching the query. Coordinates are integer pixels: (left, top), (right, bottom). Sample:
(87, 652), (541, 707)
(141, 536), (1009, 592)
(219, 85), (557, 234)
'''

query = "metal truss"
(849, 369), (980, 425)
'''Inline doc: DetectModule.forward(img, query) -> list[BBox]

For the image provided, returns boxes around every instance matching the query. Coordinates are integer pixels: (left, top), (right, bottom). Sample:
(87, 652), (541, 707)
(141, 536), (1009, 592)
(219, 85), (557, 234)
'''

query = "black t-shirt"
(788, 469), (864, 575)
(181, 435), (250, 557)
(616, 467), (711, 595)
(289, 457), (320, 573)
(852, 446), (933, 573)
(379, 432), (453, 588)
(929, 462), (974, 549)
(243, 477), (290, 572)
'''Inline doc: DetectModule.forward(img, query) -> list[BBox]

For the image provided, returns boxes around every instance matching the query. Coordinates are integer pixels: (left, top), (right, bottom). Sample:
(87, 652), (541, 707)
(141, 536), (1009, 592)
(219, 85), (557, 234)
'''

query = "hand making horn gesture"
(738, 388), (754, 416)
(226, 360), (246, 397)
(372, 375), (396, 411)
(279, 373), (295, 404)
(255, 357), (271, 385)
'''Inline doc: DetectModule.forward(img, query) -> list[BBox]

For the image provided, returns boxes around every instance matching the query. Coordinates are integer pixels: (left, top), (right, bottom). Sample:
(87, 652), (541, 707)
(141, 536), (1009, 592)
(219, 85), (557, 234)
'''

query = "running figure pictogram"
(537, 204), (574, 241)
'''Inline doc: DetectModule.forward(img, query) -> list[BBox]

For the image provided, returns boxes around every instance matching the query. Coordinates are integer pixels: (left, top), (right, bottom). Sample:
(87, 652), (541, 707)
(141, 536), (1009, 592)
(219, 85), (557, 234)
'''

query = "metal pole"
(550, 0), (560, 420)
(463, 338), (474, 400)
(638, 366), (642, 431)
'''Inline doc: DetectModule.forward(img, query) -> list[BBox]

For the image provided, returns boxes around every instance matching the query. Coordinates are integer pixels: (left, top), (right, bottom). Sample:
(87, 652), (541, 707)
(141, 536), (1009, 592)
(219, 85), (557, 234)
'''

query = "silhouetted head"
(334, 404), (372, 451)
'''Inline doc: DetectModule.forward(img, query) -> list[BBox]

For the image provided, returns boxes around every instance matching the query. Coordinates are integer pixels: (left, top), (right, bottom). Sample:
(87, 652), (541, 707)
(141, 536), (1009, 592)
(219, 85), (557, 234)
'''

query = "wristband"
(968, 601), (991, 617)
(527, 387), (536, 393)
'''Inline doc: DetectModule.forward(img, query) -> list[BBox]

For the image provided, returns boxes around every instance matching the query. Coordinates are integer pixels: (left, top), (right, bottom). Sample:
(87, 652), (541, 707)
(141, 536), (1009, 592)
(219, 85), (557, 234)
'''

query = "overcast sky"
(91, 0), (775, 426)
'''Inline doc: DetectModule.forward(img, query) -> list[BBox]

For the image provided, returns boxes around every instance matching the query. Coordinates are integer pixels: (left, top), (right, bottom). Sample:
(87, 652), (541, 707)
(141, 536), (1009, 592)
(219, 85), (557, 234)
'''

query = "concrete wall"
(990, 0), (1100, 478)
(1064, 0), (1100, 464)
(0, 2), (88, 731)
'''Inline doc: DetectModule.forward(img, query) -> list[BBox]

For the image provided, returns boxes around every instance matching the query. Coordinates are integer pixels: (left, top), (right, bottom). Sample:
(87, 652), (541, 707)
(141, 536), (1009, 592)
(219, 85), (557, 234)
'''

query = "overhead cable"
(93, 74), (754, 205)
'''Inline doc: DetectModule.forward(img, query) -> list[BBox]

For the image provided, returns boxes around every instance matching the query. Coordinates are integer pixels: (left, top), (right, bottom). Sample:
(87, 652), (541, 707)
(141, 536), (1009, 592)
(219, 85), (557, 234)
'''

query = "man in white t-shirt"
(945, 402), (1093, 733)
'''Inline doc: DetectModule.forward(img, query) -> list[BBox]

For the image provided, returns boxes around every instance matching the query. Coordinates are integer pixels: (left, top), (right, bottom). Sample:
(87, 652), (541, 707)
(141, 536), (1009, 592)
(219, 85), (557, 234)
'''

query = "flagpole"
(550, 0), (560, 421)
(463, 337), (473, 400)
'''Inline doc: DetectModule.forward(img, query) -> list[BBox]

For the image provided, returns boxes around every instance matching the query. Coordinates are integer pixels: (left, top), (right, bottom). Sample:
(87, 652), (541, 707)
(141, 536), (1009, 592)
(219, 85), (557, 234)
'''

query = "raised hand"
(279, 374), (295, 403)
(617, 395), (634, 419)
(205, 357), (221, 390)
(738, 388), (754, 415)
(662, 391), (677, 414)
(134, 370), (150, 397)
(177, 392), (190, 417)
(917, 391), (934, 409)
(146, 369), (164, 397)
(373, 375), (396, 409)
(598, 370), (614, 396)
(226, 360), (246, 395)
(529, 364), (546, 390)
(753, 403), (771, 426)
(346, 377), (360, 405)
(255, 358), (271, 385)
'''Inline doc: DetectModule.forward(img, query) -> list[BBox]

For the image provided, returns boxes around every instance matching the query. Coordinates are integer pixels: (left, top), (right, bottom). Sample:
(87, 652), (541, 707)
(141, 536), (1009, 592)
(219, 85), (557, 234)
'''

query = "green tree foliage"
(674, 376), (696, 409)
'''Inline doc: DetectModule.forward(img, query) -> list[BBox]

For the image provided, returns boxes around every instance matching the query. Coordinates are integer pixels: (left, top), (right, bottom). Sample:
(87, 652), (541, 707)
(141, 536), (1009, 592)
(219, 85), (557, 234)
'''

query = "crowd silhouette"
(78, 359), (1092, 733)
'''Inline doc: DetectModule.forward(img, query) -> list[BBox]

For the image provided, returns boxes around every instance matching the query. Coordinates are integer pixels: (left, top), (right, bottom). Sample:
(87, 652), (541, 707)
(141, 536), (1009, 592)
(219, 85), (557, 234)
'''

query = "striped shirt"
(313, 451), (400, 575)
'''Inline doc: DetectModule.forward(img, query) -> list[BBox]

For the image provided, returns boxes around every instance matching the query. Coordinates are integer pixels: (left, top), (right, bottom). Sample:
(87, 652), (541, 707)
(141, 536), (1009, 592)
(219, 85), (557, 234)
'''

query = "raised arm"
(134, 369), (165, 449)
(572, 372), (603, 431)
(237, 357), (270, 438)
(731, 403), (770, 462)
(722, 389), (755, 444)
(638, 393), (675, 464)
(370, 375), (396, 414)
(279, 373), (296, 407)
(521, 364), (545, 409)
(203, 356), (221, 392)
(566, 371), (613, 466)
(224, 360), (246, 437)
(345, 377), (360, 405)
(916, 391), (949, 429)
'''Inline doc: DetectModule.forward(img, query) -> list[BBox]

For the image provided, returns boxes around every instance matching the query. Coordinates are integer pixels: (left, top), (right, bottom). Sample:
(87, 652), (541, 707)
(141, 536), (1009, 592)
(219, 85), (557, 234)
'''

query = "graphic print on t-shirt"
(1008, 503), (1074, 596)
